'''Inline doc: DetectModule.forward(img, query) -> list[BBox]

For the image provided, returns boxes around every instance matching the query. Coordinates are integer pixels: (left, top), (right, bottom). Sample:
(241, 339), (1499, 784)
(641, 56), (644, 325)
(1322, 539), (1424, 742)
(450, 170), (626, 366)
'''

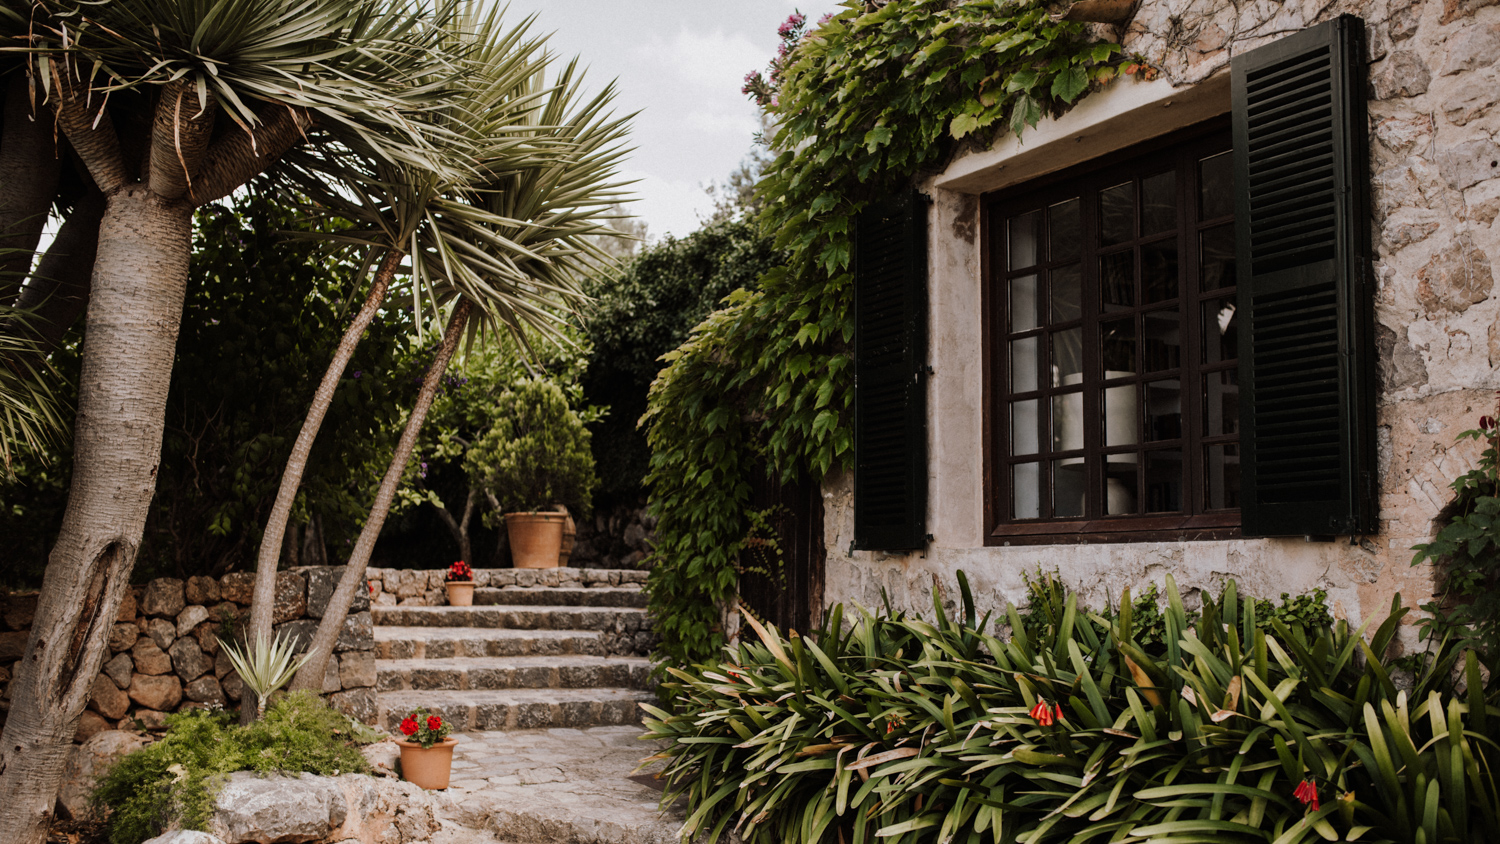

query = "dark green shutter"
(853, 193), (928, 550)
(1233, 14), (1376, 537)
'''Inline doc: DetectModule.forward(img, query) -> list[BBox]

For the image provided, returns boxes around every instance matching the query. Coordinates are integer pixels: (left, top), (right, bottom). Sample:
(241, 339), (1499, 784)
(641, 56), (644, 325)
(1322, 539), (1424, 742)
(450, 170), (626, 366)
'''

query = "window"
(986, 125), (1241, 542)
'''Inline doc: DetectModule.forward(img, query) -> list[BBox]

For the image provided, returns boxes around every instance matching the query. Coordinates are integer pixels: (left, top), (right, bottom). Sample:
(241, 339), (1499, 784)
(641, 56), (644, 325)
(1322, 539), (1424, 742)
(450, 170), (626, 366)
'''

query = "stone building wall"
(822, 0), (1500, 634)
(0, 566), (376, 743)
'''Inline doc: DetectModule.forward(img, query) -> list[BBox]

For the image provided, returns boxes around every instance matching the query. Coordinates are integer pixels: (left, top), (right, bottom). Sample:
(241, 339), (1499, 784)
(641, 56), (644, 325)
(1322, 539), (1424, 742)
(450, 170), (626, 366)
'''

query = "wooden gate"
(737, 469), (826, 636)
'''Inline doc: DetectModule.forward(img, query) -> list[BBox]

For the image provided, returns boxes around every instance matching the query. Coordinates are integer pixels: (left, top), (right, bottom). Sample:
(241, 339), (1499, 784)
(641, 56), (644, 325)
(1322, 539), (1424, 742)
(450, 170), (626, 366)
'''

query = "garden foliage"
(643, 0), (1142, 669)
(645, 574), (1498, 843)
(467, 378), (600, 517)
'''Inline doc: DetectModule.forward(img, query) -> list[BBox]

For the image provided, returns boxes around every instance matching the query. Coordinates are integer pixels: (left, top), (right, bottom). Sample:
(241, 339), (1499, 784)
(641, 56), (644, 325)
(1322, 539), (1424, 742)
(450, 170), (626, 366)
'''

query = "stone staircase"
(372, 569), (657, 734)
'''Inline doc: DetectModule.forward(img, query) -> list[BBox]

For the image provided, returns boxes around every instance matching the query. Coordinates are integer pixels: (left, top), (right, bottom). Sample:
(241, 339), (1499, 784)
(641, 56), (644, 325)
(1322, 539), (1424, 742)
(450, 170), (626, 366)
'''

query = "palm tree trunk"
(0, 74), (63, 305)
(0, 188), (193, 844)
(241, 248), (403, 721)
(9, 191), (105, 358)
(290, 299), (472, 692)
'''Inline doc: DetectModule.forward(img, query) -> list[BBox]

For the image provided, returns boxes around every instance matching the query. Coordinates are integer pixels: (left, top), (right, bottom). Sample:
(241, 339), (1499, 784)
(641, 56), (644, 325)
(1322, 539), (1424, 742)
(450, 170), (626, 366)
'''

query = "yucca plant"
(217, 631), (313, 719)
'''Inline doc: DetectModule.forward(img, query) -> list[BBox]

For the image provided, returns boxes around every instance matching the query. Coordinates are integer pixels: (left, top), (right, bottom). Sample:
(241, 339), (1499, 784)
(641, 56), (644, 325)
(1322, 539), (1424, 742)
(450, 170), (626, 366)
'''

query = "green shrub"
(92, 692), (372, 844)
(467, 378), (598, 517)
(645, 574), (1498, 844)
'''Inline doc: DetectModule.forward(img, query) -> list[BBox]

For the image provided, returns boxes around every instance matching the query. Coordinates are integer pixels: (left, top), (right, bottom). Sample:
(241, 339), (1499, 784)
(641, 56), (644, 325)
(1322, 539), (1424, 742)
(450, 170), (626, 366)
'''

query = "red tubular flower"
(1029, 699), (1056, 726)
(427, 715), (443, 732)
(400, 717), (419, 737)
(1293, 779), (1319, 811)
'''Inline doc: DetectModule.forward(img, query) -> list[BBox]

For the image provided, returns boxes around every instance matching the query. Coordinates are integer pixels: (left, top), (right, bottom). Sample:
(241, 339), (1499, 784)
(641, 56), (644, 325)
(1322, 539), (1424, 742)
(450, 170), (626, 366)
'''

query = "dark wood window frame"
(982, 120), (1243, 546)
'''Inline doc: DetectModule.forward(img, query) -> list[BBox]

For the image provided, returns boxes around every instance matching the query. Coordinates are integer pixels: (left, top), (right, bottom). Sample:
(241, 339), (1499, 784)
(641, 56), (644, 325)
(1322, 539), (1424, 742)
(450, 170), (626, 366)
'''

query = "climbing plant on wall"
(644, 0), (1144, 670)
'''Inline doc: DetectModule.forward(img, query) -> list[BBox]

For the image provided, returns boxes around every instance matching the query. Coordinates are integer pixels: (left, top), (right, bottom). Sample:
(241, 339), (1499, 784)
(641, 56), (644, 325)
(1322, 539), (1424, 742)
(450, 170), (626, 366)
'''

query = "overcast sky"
(496, 1), (844, 240)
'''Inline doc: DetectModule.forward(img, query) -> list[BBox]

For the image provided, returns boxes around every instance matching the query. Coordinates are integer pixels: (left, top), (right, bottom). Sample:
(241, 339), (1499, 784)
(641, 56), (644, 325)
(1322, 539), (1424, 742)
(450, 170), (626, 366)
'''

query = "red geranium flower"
(427, 715), (443, 732)
(1293, 779), (1319, 811)
(400, 717), (419, 737)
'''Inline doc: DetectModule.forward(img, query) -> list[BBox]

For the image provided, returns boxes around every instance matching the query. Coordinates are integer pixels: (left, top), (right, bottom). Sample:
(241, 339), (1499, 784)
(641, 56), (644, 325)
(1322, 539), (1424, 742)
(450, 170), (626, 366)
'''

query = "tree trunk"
(9, 190), (105, 358)
(290, 300), (472, 692)
(0, 74), (63, 305)
(0, 188), (193, 844)
(243, 248), (403, 722)
(431, 488), (477, 564)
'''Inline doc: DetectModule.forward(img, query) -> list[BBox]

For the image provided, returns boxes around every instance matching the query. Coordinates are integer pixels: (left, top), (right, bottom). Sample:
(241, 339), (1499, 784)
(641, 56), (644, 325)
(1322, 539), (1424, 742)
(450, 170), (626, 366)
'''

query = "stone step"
(374, 626), (611, 660)
(378, 688), (652, 732)
(373, 604), (649, 634)
(475, 585), (648, 609)
(377, 655), (654, 692)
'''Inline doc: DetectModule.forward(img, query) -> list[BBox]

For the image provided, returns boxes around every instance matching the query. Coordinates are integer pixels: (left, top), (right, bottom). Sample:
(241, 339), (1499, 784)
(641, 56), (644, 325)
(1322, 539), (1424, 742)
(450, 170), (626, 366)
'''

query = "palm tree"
(0, 1), (471, 840)
(0, 305), (67, 476)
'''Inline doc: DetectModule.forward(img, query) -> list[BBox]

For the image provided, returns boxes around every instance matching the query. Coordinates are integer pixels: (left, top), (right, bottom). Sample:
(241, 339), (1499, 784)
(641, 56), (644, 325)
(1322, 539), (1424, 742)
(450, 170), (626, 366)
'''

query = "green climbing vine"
(644, 0), (1146, 670)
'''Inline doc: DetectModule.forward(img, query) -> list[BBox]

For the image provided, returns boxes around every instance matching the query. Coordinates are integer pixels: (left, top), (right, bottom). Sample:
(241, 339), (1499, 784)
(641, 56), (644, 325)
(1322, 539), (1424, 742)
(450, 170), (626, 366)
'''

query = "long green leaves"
(217, 629), (312, 717)
(0, 305), (67, 477)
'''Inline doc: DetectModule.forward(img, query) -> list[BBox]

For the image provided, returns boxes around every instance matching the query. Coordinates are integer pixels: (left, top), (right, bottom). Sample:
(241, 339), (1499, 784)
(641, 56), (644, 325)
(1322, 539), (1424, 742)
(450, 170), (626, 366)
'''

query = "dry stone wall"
(0, 565), (377, 742)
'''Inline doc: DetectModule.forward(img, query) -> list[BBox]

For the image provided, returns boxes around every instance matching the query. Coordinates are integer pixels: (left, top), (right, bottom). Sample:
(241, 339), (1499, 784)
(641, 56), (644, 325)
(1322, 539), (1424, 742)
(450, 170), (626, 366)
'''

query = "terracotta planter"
(397, 737), (458, 789)
(445, 581), (474, 606)
(559, 512), (577, 566)
(505, 512), (567, 569)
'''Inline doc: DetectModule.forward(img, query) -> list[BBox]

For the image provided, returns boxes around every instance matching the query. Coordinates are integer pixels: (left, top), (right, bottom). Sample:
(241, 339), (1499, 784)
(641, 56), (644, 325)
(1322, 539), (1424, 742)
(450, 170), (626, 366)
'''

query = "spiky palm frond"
(0, 306), (68, 478)
(217, 629), (312, 716)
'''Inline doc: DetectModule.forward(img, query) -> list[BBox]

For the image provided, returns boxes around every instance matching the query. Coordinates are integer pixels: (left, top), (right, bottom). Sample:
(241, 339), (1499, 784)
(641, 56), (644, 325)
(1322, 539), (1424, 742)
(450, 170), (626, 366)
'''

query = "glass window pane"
(1102, 456), (1139, 516)
(1205, 444), (1241, 509)
(1100, 181), (1134, 245)
(1100, 251), (1134, 312)
(1202, 370), (1239, 437)
(1050, 263), (1082, 323)
(1142, 240), (1179, 302)
(1052, 459), (1086, 517)
(1143, 309), (1181, 372)
(1012, 462), (1041, 519)
(1051, 328), (1083, 388)
(1009, 211), (1041, 270)
(1145, 449), (1183, 513)
(1144, 379), (1182, 442)
(1200, 152), (1233, 220)
(1009, 274), (1038, 332)
(1052, 391), (1083, 453)
(1010, 336), (1038, 392)
(1103, 382), (1138, 447)
(1200, 224), (1236, 292)
(1011, 399), (1039, 455)
(1101, 317), (1136, 375)
(1201, 295), (1238, 364)
(1143, 171), (1176, 235)
(1049, 198), (1082, 262)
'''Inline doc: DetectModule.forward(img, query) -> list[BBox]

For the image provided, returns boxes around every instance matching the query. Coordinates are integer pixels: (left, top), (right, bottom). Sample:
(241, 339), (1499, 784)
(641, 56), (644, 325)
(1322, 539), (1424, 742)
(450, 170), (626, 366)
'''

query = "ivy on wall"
(644, 0), (1144, 670)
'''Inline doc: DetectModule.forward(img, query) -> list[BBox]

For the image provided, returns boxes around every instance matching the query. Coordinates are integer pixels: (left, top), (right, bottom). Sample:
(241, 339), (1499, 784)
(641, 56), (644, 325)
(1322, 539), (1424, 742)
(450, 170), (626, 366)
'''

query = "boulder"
(56, 730), (151, 820)
(116, 588), (138, 622)
(185, 674), (226, 707)
(128, 673), (183, 712)
(359, 740), (400, 778)
(145, 617), (177, 652)
(176, 605), (210, 638)
(184, 576), (221, 606)
(103, 652), (134, 689)
(3, 592), (37, 630)
(273, 571), (308, 625)
(0, 630), (28, 660)
(108, 621), (140, 653)
(208, 771), (347, 844)
(74, 710), (112, 744)
(221, 670), (244, 702)
(337, 651), (376, 689)
(133, 709), (168, 731)
(170, 636), (213, 681)
(144, 832), (228, 844)
(214, 649), (234, 679)
(195, 621), (222, 656)
(132, 638), (173, 676)
(89, 672), (131, 721)
(142, 578), (186, 618)
(219, 572), (254, 606)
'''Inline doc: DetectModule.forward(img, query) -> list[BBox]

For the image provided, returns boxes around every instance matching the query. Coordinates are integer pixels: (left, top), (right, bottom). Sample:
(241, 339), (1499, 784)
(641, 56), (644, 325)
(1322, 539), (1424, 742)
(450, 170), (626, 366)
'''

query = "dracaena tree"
(0, 0), (472, 839)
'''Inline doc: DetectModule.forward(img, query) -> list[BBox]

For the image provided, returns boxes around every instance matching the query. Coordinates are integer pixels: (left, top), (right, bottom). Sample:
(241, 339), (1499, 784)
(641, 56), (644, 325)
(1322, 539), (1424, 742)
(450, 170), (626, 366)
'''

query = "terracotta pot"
(559, 512), (577, 566)
(445, 581), (474, 606)
(397, 737), (458, 789)
(505, 512), (567, 569)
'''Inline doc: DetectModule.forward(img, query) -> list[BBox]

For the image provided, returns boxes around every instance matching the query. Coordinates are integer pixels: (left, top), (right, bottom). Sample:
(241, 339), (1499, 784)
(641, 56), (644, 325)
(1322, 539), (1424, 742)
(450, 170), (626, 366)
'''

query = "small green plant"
(217, 630), (311, 718)
(396, 707), (452, 748)
(466, 378), (599, 517)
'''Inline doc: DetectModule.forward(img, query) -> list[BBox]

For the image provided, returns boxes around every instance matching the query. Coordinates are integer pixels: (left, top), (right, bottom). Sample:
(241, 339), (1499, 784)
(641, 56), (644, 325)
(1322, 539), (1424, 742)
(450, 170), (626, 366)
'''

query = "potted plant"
(467, 379), (598, 568)
(395, 707), (457, 789)
(444, 560), (475, 606)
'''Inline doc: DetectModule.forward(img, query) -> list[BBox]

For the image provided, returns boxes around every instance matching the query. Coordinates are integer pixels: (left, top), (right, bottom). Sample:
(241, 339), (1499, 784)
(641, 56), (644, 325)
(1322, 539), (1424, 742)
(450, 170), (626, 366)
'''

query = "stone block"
(142, 832), (228, 844)
(273, 618), (318, 652)
(1371, 51), (1430, 99)
(302, 566), (368, 619)
(74, 710), (111, 745)
(335, 612), (372, 653)
(208, 772), (347, 844)
(185, 675), (225, 707)
(103, 653), (134, 689)
(219, 572), (254, 606)
(115, 588), (137, 623)
(221, 670), (244, 703)
(1441, 23), (1500, 75)
(145, 617), (176, 652)
(89, 673), (130, 721)
(128, 674), (182, 712)
(3, 592), (37, 630)
(131, 638), (173, 676)
(133, 709), (168, 731)
(56, 730), (151, 820)
(169, 636), (212, 681)
(322, 655), (342, 694)
(142, 578), (185, 618)
(329, 687), (376, 725)
(194, 621), (221, 656)
(176, 605), (209, 638)
(273, 571), (307, 625)
(184, 576), (221, 606)
(0, 630), (28, 660)
(337, 651), (376, 689)
(108, 622), (139, 653)
(214, 649), (234, 679)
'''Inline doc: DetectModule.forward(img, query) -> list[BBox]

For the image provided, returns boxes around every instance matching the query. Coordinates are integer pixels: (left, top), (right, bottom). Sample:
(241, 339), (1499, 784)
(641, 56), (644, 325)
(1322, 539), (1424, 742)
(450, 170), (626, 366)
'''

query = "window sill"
(985, 513), (1240, 546)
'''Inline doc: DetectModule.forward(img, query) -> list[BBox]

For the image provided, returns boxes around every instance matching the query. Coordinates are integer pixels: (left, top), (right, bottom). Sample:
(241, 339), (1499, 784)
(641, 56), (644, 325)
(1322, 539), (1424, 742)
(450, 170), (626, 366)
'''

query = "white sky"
(496, 1), (844, 240)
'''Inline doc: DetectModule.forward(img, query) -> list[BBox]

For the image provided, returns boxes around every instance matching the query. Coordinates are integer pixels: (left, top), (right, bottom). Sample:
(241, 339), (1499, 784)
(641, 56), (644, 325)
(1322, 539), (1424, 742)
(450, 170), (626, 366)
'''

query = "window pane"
(1143, 309), (1181, 372)
(1100, 182), (1134, 245)
(1012, 462), (1041, 519)
(1142, 240), (1179, 302)
(1145, 449), (1183, 512)
(1049, 198), (1082, 262)
(1011, 399), (1039, 455)
(1050, 263), (1082, 322)
(1101, 317), (1136, 374)
(1103, 456), (1139, 516)
(1200, 295), (1238, 364)
(1143, 171), (1176, 235)
(1052, 391), (1083, 453)
(1202, 370), (1239, 437)
(1010, 336), (1038, 392)
(1205, 444), (1241, 509)
(1100, 251), (1134, 312)
(1200, 151), (1233, 220)
(1051, 327), (1083, 387)
(1009, 274), (1038, 332)
(1009, 211), (1041, 270)
(1145, 379), (1182, 441)
(1052, 459), (1086, 517)
(1103, 382), (1138, 447)
(1200, 224), (1236, 292)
